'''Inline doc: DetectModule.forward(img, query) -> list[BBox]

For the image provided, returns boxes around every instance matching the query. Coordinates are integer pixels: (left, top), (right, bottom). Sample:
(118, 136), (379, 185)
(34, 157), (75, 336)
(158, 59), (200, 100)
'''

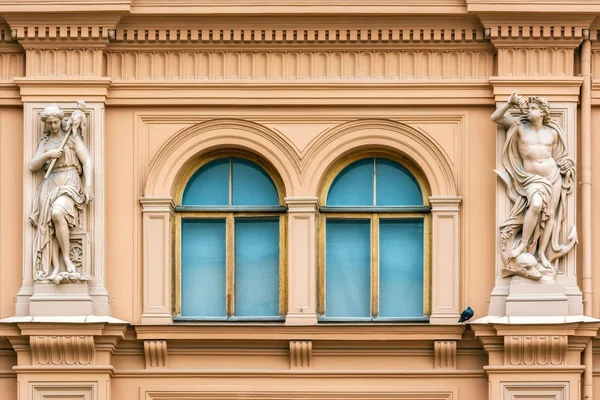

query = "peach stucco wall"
(2, 1), (600, 400)
(103, 106), (498, 324)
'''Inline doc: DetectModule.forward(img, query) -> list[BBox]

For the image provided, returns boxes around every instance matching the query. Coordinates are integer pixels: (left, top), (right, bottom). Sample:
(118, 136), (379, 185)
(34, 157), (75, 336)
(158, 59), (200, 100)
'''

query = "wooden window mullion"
(279, 214), (287, 316)
(318, 215), (326, 315)
(226, 213), (235, 316)
(371, 214), (379, 318)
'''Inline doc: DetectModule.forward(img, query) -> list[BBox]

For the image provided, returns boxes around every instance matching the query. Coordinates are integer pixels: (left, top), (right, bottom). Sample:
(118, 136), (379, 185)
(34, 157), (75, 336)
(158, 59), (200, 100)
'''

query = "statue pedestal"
(505, 276), (569, 317)
(30, 283), (93, 316)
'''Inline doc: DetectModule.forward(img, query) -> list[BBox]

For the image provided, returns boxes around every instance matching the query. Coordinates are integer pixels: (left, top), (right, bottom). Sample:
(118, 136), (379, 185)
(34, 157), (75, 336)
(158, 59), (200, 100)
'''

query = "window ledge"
(134, 323), (466, 341)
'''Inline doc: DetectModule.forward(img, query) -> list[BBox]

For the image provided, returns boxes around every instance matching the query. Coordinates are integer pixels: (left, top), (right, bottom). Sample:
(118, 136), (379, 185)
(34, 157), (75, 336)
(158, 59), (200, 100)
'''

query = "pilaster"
(284, 197), (319, 325)
(139, 197), (175, 325)
(429, 196), (462, 325)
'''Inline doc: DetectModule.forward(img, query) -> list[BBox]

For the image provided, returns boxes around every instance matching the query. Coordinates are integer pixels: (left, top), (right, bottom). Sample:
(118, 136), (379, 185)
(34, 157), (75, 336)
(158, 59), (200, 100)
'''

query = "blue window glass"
(327, 158), (374, 206)
(232, 158), (279, 206)
(182, 158), (229, 206)
(323, 157), (426, 320)
(375, 158), (422, 206)
(181, 219), (227, 317)
(182, 157), (279, 207)
(325, 220), (371, 317)
(180, 157), (282, 319)
(235, 219), (280, 316)
(379, 219), (424, 318)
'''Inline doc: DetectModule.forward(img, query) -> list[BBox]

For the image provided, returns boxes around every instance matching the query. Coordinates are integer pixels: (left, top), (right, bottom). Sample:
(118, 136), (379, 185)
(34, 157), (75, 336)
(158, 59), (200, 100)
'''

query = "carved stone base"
(505, 276), (569, 317)
(488, 274), (583, 318)
(30, 282), (93, 316)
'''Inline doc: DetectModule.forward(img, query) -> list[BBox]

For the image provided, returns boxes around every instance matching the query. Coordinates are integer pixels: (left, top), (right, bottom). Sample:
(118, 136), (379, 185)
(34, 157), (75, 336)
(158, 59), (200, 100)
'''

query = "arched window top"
(326, 157), (423, 207)
(182, 157), (280, 207)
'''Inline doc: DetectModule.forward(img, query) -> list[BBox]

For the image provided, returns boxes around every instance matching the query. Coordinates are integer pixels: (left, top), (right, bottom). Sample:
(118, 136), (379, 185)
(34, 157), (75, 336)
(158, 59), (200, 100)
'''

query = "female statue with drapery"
(29, 102), (93, 284)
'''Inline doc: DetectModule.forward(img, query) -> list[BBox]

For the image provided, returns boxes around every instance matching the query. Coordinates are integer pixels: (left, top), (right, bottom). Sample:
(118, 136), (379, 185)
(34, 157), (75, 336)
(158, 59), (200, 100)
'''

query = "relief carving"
(26, 48), (105, 78)
(107, 50), (493, 81)
(491, 92), (577, 281)
(496, 48), (574, 77)
(30, 335), (95, 365)
(29, 102), (93, 284)
(504, 335), (567, 366)
(434, 341), (456, 369)
(289, 340), (311, 369)
(144, 340), (167, 369)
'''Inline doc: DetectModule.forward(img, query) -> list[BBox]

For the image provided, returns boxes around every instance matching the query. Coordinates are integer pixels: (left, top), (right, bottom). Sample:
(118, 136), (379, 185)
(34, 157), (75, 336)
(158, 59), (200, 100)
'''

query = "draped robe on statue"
(496, 116), (575, 279)
(30, 134), (86, 279)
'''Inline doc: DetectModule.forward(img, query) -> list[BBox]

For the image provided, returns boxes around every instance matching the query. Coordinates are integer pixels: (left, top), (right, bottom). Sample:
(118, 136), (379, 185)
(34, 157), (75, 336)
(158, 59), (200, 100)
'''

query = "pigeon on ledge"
(458, 306), (474, 323)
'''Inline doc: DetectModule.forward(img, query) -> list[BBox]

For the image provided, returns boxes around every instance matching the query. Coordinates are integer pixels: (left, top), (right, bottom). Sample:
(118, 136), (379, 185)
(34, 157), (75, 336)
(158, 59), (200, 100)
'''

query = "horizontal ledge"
(176, 206), (286, 213)
(108, 79), (492, 88)
(319, 317), (429, 322)
(113, 369), (485, 379)
(127, 4), (469, 15)
(134, 324), (465, 340)
(320, 206), (430, 213)
(174, 316), (286, 322)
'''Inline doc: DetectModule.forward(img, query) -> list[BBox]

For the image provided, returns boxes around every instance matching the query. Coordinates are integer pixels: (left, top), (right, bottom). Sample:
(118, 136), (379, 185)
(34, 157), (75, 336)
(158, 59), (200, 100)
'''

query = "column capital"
(489, 77), (583, 103)
(140, 197), (175, 214)
(285, 196), (319, 212)
(429, 196), (462, 212)
(15, 77), (112, 103)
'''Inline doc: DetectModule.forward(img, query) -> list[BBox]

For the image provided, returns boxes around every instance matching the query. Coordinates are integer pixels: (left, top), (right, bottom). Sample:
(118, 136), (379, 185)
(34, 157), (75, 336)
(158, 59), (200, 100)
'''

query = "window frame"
(317, 153), (432, 322)
(173, 152), (288, 321)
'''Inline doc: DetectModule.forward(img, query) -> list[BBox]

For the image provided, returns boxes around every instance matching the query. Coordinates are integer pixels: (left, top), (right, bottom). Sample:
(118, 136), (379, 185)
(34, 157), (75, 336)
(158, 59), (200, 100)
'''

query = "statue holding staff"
(29, 102), (93, 283)
(491, 92), (578, 281)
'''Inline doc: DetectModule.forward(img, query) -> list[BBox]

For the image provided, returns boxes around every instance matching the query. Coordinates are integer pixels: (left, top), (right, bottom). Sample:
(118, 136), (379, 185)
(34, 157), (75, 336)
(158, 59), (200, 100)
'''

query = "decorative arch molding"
(144, 118), (301, 199)
(302, 119), (457, 197)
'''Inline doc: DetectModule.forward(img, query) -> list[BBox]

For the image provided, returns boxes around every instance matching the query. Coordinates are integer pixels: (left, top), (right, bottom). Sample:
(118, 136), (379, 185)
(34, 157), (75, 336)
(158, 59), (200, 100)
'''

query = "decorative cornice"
(9, 26), (113, 41)
(467, 1), (600, 13)
(485, 25), (588, 40)
(128, 0), (468, 15)
(111, 27), (486, 45)
(0, 1), (131, 13)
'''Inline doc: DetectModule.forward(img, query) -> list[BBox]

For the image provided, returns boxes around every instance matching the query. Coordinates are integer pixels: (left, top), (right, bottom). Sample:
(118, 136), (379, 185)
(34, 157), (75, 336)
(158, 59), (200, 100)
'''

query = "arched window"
(175, 156), (286, 321)
(319, 157), (430, 321)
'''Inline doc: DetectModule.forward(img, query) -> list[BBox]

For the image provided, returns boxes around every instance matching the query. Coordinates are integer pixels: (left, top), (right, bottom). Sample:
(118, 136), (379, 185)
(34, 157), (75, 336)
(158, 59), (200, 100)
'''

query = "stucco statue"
(491, 92), (577, 281)
(29, 102), (93, 284)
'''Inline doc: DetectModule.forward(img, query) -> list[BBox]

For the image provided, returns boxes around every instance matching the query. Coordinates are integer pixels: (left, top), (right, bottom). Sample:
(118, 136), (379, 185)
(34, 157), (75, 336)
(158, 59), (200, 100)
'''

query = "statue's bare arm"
(491, 91), (521, 129)
(28, 142), (62, 172)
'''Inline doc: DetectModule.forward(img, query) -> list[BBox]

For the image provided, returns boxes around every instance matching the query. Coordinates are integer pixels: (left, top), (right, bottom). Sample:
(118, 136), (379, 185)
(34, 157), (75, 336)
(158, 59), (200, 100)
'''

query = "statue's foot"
(47, 269), (59, 281)
(539, 255), (553, 271)
(64, 257), (77, 273)
(510, 243), (526, 259)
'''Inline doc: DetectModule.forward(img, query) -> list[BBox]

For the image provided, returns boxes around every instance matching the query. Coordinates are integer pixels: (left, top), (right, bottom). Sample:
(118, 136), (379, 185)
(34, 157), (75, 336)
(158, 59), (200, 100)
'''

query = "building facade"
(0, 1), (600, 399)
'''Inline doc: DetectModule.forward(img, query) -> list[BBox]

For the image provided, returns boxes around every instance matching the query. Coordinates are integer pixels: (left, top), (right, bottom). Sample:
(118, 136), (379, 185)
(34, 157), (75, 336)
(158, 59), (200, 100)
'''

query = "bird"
(458, 306), (474, 323)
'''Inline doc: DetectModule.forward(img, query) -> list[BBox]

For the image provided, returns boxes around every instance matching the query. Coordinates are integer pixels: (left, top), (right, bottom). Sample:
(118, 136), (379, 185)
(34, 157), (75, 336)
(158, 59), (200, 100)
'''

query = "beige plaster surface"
(1, 1), (600, 399)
